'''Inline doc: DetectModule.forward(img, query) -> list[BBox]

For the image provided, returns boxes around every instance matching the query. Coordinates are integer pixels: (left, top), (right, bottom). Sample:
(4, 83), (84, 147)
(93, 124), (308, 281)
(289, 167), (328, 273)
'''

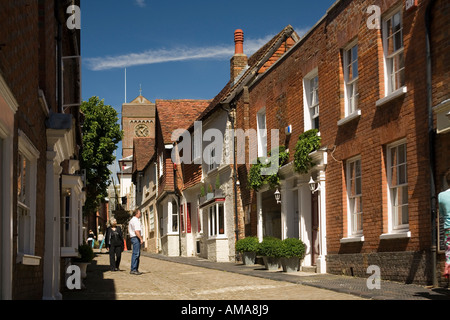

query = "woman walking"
(105, 218), (124, 271)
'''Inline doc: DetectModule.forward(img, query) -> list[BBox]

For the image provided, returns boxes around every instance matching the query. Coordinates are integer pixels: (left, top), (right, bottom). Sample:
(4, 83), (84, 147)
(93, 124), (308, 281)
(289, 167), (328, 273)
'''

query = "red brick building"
(0, 1), (84, 299)
(229, 0), (449, 285)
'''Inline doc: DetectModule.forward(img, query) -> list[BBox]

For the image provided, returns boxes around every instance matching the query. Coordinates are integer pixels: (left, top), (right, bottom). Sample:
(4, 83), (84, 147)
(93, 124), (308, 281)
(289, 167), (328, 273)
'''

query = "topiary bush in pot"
(74, 243), (95, 263)
(279, 238), (306, 273)
(235, 236), (260, 265)
(257, 237), (282, 270)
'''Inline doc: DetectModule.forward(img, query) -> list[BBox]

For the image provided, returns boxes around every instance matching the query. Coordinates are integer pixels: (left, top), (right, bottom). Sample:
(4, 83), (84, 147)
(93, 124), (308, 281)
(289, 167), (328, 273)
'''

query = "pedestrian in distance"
(439, 172), (450, 279)
(128, 209), (144, 275)
(87, 229), (95, 248)
(105, 218), (124, 271)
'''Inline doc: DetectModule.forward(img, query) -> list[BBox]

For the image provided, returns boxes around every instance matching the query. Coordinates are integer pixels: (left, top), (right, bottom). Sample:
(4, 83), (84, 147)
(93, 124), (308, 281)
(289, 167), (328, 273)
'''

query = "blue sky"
(80, 0), (336, 171)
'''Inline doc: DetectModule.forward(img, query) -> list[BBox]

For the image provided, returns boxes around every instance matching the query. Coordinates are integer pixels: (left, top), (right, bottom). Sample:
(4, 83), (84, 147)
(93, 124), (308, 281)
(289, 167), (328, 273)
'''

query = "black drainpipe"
(55, 0), (63, 113)
(425, 0), (438, 288)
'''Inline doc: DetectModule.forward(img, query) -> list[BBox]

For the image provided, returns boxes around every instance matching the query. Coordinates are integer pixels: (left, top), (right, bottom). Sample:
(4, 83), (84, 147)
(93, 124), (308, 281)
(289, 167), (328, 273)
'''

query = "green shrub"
(257, 237), (282, 258)
(235, 236), (260, 253)
(294, 129), (321, 174)
(73, 244), (95, 263)
(279, 238), (306, 259)
(248, 146), (290, 191)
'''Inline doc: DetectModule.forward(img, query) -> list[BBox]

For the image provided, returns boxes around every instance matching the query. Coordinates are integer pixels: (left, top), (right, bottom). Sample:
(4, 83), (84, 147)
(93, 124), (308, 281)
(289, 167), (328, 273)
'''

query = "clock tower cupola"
(121, 92), (156, 158)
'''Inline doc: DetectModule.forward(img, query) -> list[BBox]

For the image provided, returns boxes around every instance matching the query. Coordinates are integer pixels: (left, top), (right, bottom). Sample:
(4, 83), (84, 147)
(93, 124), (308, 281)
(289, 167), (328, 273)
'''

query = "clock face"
(135, 124), (149, 137)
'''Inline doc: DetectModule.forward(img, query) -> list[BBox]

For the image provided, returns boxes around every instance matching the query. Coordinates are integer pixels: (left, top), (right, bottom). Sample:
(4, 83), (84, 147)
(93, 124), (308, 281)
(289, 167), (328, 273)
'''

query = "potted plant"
(235, 236), (259, 266)
(257, 237), (282, 271)
(206, 184), (214, 200)
(279, 238), (306, 273)
(73, 243), (95, 278)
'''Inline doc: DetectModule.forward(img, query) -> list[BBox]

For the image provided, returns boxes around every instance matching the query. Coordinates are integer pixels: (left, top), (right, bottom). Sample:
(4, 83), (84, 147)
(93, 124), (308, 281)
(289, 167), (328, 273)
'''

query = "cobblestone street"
(63, 252), (365, 301)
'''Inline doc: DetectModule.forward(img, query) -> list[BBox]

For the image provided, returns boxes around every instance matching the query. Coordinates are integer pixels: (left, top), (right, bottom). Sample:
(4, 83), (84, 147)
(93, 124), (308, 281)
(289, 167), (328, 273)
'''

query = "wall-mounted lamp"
(274, 189), (281, 204)
(309, 177), (321, 194)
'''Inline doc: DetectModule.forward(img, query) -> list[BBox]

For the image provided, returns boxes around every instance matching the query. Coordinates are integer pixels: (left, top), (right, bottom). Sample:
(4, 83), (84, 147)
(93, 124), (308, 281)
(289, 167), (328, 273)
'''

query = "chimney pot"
(234, 29), (244, 54)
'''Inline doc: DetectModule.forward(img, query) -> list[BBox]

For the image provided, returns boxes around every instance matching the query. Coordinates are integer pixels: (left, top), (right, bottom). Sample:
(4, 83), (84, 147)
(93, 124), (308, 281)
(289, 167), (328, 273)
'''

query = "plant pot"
(280, 257), (300, 273)
(241, 252), (256, 266)
(74, 262), (90, 279)
(262, 256), (280, 271)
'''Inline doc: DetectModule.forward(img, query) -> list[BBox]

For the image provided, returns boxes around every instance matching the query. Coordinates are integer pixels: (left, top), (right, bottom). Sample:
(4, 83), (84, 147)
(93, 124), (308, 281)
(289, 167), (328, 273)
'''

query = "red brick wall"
(0, 0), (81, 298)
(233, 0), (446, 284)
(1, 1), (45, 299)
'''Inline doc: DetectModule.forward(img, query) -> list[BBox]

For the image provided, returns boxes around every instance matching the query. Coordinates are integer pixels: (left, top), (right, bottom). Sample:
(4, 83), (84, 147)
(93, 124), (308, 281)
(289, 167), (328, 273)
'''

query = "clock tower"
(121, 94), (156, 158)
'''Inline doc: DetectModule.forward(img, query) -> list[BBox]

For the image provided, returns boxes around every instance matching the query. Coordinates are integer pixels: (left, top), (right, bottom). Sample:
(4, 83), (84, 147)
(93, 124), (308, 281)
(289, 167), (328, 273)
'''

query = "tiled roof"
(132, 137), (156, 173)
(155, 99), (211, 143)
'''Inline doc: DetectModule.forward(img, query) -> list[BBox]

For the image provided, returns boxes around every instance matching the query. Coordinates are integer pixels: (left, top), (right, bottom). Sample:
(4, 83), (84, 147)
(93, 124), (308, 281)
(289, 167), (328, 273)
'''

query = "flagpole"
(125, 68), (127, 103)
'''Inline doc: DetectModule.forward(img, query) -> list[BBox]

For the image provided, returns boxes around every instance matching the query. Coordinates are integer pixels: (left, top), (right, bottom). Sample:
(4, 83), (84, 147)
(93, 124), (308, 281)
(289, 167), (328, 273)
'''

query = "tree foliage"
(81, 97), (123, 216)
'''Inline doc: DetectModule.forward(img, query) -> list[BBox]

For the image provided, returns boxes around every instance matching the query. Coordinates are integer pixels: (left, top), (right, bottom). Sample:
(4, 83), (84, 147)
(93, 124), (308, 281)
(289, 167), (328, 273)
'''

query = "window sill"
(61, 247), (78, 258)
(376, 86), (407, 107)
(337, 110), (361, 126)
(207, 236), (227, 241)
(379, 231), (411, 240)
(17, 253), (42, 266)
(340, 235), (364, 243)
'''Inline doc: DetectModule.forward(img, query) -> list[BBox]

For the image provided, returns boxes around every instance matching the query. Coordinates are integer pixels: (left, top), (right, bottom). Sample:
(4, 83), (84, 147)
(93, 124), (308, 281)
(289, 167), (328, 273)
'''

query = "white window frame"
(158, 153), (163, 178)
(207, 202), (225, 238)
(149, 205), (155, 232)
(382, 8), (405, 95)
(17, 131), (39, 263)
(256, 107), (267, 158)
(60, 173), (84, 257)
(346, 157), (363, 237)
(208, 147), (219, 172)
(169, 200), (179, 234)
(343, 42), (359, 117)
(197, 203), (203, 235)
(0, 75), (18, 298)
(303, 69), (320, 131)
(387, 140), (409, 233)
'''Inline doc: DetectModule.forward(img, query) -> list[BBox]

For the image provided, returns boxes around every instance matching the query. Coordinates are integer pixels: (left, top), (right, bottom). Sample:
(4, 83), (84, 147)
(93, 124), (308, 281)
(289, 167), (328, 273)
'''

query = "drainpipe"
(425, 0), (438, 288)
(55, 0), (63, 113)
(221, 103), (239, 260)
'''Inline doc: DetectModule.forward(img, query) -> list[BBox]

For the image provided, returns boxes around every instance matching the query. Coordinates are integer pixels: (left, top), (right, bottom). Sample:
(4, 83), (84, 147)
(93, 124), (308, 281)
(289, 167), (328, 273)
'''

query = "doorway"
(261, 189), (281, 239)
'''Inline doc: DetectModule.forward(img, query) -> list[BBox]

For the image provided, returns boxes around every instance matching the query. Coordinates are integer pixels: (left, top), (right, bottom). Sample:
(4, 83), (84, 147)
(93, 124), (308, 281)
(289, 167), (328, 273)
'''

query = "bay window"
(208, 202), (225, 237)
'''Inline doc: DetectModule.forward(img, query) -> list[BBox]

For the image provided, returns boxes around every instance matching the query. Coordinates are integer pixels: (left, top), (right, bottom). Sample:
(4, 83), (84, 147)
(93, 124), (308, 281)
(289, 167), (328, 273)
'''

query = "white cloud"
(85, 34), (277, 71)
(293, 26), (311, 39)
(135, 0), (146, 8)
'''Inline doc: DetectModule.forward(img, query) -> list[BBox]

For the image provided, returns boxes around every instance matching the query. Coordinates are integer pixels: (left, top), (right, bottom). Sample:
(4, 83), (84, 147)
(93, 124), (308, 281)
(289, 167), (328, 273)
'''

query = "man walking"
(128, 209), (144, 275)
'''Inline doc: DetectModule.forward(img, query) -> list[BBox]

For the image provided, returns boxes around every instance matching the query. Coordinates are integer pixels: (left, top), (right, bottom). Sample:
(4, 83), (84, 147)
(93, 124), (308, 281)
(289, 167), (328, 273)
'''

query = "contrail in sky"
(85, 28), (309, 71)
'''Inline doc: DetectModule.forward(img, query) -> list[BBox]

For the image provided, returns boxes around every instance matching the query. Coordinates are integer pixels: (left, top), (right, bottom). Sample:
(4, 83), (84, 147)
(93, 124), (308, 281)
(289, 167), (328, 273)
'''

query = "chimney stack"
(230, 29), (248, 81)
